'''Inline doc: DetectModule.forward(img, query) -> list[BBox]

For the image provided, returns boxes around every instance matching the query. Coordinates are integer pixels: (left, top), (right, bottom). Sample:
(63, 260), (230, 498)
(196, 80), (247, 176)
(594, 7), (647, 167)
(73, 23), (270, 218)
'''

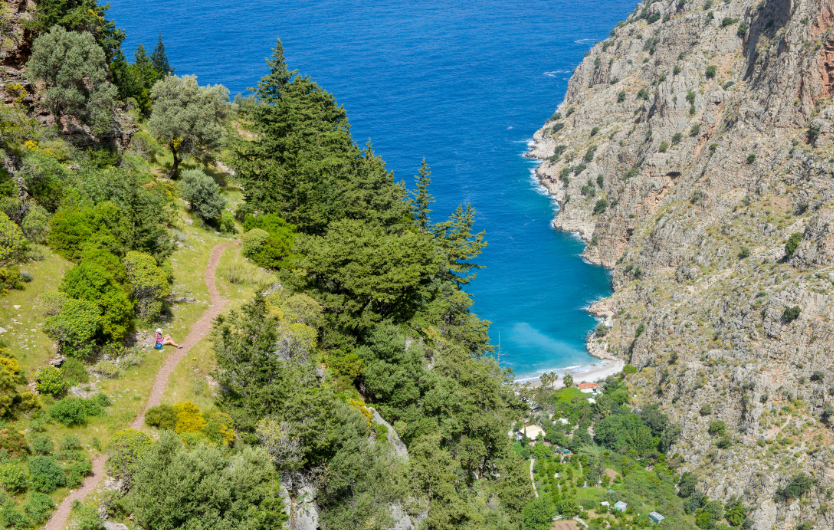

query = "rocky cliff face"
(531, 0), (834, 526)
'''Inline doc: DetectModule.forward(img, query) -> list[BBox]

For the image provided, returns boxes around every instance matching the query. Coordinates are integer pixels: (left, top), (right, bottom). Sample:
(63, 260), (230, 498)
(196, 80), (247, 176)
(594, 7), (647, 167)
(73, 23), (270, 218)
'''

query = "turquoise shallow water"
(108, 0), (635, 380)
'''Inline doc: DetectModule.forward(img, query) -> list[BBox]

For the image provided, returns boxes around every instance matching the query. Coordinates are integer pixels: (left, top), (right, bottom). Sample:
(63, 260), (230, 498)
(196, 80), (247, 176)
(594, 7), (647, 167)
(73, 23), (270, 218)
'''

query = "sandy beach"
(517, 359), (625, 389)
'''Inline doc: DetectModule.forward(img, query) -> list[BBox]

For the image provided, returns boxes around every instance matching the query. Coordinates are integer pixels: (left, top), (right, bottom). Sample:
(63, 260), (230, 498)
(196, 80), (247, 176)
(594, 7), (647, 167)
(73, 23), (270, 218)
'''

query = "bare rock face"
(532, 0), (834, 524)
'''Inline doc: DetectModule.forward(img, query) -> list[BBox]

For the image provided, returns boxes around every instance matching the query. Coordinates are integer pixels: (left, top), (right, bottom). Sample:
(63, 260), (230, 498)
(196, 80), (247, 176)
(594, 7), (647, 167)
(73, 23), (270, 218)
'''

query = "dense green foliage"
(232, 40), (409, 233)
(26, 26), (117, 134)
(241, 214), (297, 269)
(179, 169), (226, 221)
(128, 432), (288, 529)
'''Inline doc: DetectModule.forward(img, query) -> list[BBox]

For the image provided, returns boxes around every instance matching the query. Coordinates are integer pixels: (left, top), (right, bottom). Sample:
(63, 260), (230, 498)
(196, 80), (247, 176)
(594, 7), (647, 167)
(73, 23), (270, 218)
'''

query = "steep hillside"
(531, 0), (834, 526)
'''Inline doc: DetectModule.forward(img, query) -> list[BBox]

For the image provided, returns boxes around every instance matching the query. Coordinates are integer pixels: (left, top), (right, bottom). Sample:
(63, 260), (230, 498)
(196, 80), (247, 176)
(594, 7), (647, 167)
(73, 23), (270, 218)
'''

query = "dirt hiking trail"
(44, 240), (239, 530)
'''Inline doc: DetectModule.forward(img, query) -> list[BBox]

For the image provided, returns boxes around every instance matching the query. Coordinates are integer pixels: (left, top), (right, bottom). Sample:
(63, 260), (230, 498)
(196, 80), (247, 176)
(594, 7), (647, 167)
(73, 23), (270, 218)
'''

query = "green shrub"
(105, 429), (154, 485)
(674, 64), (682, 75)
(785, 232), (802, 258)
(124, 251), (171, 320)
(64, 460), (92, 488)
(700, 404), (712, 416)
(811, 371), (825, 382)
(623, 364), (638, 375)
(0, 462), (27, 493)
(637, 88), (649, 100)
(523, 497), (555, 529)
(596, 174), (604, 187)
(34, 366), (67, 397)
(617, 91), (626, 102)
(59, 435), (82, 452)
(672, 132), (683, 144)
(737, 21), (748, 36)
(708, 420), (726, 436)
(60, 358), (88, 386)
(241, 214), (297, 269)
(0, 266), (22, 295)
(716, 434), (732, 448)
(43, 296), (100, 358)
(783, 306), (801, 323)
(145, 404), (177, 431)
(690, 123), (701, 137)
(22, 491), (54, 525)
(130, 131), (161, 159)
(92, 359), (120, 379)
(70, 503), (104, 530)
(781, 473), (814, 499)
(721, 16), (738, 26)
(590, 127), (600, 137)
(60, 261), (133, 343)
(179, 169), (226, 221)
(738, 246), (750, 259)
(678, 472), (698, 497)
(0, 212), (24, 265)
(595, 323), (609, 336)
(747, 153), (756, 164)
(705, 65), (717, 78)
(21, 205), (50, 244)
(28, 456), (66, 493)
(219, 210), (236, 234)
(30, 435), (53, 456)
(658, 141), (669, 152)
(48, 396), (107, 426)
(594, 199), (608, 215)
(722, 81), (734, 90)
(242, 229), (269, 258)
(583, 146), (597, 162)
(18, 152), (69, 214)
(48, 399), (86, 426)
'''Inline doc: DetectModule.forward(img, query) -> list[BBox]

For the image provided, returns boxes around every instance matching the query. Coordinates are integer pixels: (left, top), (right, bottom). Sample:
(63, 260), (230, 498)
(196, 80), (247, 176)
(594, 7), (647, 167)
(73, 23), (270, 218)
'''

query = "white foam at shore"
(515, 360), (625, 385)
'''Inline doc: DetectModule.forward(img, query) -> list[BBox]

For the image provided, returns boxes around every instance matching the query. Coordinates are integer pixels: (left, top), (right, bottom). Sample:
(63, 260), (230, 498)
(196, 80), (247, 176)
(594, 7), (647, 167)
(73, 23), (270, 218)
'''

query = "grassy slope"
(0, 129), (264, 525)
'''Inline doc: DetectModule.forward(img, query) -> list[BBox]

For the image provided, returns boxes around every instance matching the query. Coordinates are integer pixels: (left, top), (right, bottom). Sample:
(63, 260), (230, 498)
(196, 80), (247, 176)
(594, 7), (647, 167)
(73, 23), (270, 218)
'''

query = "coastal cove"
(108, 0), (636, 380)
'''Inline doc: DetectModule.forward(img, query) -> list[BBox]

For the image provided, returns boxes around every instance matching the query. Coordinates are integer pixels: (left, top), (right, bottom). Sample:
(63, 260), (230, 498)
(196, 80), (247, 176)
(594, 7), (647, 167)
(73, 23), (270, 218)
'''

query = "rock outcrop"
(532, 0), (834, 525)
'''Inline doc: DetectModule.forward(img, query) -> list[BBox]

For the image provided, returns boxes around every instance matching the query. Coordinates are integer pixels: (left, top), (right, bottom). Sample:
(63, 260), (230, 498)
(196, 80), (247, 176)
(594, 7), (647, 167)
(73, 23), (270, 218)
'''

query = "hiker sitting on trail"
(154, 328), (182, 349)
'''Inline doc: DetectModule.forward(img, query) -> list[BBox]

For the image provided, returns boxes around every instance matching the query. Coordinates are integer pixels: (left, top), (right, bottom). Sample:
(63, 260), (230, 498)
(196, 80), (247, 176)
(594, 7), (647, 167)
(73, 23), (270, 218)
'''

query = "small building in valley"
(523, 424), (545, 440)
(614, 501), (627, 512)
(649, 512), (665, 523)
(578, 382), (601, 394)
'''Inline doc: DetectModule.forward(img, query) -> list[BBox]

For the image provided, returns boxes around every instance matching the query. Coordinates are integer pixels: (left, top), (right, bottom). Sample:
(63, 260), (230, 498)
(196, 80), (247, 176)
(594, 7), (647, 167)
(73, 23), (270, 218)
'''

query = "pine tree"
(255, 38), (297, 103)
(133, 44), (159, 87)
(150, 33), (174, 76)
(435, 204), (486, 285)
(410, 159), (434, 233)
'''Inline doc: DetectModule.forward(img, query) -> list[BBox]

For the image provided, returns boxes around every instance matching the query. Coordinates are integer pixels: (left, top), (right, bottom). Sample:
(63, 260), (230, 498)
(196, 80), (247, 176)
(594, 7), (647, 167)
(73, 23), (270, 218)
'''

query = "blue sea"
(109, 0), (635, 380)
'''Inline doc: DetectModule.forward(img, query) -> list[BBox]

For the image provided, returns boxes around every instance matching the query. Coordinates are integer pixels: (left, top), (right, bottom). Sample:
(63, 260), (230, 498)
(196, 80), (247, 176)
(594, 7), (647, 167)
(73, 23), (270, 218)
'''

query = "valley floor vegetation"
(516, 376), (765, 530)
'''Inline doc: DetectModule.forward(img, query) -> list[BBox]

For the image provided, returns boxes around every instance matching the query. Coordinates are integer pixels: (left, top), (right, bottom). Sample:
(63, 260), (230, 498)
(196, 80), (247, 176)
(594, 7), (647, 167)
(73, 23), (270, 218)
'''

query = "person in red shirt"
(154, 328), (182, 350)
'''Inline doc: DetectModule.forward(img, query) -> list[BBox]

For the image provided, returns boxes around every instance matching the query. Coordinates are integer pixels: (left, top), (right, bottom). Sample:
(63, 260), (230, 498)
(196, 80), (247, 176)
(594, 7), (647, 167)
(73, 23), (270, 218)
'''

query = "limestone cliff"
(532, 0), (834, 526)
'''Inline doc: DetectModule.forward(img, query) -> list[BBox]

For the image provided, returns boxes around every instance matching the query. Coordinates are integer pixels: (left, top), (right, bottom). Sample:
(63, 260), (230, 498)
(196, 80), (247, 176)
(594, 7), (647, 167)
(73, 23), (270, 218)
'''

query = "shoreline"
(516, 359), (624, 389)
(513, 134), (622, 390)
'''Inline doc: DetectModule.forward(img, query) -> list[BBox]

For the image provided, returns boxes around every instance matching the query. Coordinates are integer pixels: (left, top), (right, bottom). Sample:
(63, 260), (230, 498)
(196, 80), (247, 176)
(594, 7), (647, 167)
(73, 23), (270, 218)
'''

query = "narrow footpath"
(44, 240), (239, 530)
(530, 458), (538, 498)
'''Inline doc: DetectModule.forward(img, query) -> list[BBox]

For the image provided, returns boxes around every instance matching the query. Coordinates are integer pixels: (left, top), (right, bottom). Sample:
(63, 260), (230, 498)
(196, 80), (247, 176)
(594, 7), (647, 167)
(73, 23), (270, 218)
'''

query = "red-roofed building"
(577, 382), (601, 394)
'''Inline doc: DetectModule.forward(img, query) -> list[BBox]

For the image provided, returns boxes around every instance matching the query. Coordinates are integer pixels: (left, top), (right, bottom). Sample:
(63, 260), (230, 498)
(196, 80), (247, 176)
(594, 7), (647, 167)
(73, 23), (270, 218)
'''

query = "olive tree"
(179, 169), (226, 221)
(148, 75), (229, 176)
(26, 26), (116, 135)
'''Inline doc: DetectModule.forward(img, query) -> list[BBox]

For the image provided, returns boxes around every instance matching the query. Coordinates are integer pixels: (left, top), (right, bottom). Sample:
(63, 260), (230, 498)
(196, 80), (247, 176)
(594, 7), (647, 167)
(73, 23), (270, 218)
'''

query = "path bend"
(44, 240), (239, 530)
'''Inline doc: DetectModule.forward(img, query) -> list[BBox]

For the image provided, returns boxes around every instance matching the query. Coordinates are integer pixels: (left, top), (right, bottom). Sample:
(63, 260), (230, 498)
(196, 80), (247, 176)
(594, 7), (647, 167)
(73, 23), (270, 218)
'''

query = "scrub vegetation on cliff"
(530, 0), (834, 526)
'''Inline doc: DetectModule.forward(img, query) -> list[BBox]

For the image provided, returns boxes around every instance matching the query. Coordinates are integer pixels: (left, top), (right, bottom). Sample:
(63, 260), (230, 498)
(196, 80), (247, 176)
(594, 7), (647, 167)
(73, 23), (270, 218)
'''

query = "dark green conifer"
(256, 38), (297, 103)
(150, 33), (174, 76)
(410, 158), (435, 233)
